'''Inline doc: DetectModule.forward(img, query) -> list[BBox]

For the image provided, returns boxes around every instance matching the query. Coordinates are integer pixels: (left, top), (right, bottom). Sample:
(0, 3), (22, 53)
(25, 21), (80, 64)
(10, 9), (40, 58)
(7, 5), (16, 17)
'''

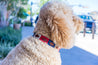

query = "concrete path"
(60, 47), (98, 65)
(22, 26), (34, 39)
(22, 26), (98, 65)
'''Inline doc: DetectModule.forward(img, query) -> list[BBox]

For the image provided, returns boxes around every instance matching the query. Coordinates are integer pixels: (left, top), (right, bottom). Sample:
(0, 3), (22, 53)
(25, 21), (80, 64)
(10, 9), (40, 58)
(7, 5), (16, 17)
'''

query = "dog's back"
(0, 36), (61, 65)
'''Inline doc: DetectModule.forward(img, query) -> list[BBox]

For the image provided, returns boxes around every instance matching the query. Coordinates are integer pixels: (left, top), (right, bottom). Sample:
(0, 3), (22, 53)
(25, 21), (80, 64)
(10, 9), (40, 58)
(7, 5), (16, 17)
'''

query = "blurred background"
(0, 0), (98, 65)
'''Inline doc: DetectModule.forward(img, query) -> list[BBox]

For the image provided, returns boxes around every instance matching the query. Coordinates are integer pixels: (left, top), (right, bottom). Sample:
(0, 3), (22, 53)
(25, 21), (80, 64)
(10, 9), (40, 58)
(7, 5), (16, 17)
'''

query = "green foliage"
(0, 0), (28, 10)
(0, 27), (21, 46)
(39, 0), (50, 8)
(34, 0), (50, 15)
(0, 0), (29, 27)
(9, 18), (21, 24)
(0, 26), (21, 58)
(24, 22), (32, 26)
(16, 20), (21, 24)
(7, 0), (28, 10)
(0, 43), (13, 58)
(17, 7), (27, 19)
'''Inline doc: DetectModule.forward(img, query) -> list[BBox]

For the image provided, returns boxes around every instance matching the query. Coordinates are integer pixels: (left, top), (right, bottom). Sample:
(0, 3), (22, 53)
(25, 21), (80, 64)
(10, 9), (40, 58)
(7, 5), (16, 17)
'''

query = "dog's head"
(34, 1), (83, 49)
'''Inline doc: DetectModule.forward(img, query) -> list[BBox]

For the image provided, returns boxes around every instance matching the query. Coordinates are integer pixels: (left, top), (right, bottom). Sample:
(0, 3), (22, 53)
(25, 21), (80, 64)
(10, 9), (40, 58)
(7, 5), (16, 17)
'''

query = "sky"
(28, 0), (98, 15)
(68, 0), (98, 10)
(67, 0), (98, 14)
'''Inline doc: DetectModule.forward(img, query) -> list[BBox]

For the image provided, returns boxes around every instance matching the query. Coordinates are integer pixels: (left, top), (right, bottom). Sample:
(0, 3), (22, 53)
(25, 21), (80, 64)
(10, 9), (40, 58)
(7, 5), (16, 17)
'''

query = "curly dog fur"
(0, 1), (83, 65)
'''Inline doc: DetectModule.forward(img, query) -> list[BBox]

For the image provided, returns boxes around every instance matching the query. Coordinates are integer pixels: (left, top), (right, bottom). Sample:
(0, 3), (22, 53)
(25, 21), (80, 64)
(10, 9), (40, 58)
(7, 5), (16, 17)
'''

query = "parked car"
(78, 15), (96, 33)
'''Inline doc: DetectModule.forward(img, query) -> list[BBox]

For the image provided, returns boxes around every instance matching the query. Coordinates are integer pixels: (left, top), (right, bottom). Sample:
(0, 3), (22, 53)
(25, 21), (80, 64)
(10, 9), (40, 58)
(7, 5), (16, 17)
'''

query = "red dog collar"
(33, 33), (61, 51)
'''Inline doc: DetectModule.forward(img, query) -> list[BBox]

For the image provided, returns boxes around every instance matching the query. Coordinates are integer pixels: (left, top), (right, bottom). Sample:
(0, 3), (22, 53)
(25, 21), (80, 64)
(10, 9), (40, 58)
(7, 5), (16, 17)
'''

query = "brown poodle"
(0, 1), (83, 65)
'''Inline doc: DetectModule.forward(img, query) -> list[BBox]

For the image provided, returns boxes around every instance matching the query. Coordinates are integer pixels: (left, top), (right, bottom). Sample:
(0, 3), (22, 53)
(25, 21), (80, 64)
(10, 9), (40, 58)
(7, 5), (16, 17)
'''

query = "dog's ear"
(73, 15), (84, 34)
(46, 12), (75, 49)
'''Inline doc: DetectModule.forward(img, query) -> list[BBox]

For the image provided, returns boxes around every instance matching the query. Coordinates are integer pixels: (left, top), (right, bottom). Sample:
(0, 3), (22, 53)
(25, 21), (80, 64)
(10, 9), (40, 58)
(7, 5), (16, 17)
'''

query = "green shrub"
(17, 7), (27, 19)
(0, 26), (21, 46)
(0, 26), (21, 58)
(0, 42), (13, 58)
(24, 22), (32, 26)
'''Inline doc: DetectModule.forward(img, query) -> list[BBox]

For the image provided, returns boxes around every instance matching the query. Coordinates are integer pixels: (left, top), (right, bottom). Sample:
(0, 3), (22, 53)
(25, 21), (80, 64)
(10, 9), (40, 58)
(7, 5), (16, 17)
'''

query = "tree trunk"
(0, 3), (9, 27)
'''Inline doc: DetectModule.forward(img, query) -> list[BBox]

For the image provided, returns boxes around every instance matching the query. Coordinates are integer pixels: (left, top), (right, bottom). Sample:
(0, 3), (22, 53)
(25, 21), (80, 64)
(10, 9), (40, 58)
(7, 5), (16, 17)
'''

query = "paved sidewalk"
(22, 26), (34, 39)
(22, 26), (98, 65)
(0, 59), (3, 63)
(75, 33), (98, 56)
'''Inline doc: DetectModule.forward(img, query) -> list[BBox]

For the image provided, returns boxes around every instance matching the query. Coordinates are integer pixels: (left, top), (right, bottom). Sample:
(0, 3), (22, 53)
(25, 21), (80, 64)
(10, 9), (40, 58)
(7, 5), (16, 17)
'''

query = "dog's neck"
(33, 22), (61, 50)
(33, 33), (61, 51)
(33, 20), (51, 39)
